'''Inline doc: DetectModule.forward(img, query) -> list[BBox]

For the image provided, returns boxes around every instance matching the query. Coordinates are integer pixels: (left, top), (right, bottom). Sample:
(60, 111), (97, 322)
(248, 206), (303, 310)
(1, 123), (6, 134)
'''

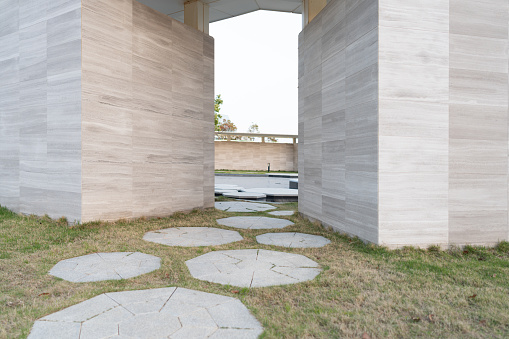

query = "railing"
(215, 132), (298, 144)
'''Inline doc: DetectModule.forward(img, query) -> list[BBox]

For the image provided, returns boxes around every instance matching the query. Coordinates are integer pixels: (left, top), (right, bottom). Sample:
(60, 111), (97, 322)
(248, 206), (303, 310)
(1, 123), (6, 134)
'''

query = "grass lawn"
(1, 202), (508, 338)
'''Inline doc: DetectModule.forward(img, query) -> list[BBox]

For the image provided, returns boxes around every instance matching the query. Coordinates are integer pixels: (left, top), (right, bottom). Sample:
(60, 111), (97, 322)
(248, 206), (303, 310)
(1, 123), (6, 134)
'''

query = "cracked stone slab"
(186, 249), (321, 287)
(28, 288), (263, 339)
(268, 211), (295, 216)
(143, 227), (243, 247)
(256, 233), (331, 248)
(49, 252), (161, 282)
(217, 216), (293, 230)
(215, 201), (275, 213)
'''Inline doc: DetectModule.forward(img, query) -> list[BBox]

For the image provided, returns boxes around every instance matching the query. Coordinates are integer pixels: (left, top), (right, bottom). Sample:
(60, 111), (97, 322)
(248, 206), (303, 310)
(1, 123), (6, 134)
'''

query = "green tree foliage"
(247, 122), (277, 142)
(214, 95), (223, 132)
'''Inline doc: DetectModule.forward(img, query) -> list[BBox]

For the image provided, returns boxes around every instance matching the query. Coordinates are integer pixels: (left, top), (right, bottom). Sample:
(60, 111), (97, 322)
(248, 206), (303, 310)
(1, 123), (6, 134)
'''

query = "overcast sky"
(209, 10), (302, 135)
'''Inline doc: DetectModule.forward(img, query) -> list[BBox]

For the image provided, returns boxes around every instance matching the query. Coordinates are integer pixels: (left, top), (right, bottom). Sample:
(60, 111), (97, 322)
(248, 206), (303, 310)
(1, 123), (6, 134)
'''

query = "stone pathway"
(28, 287), (263, 339)
(256, 232), (331, 248)
(268, 211), (294, 216)
(215, 201), (275, 213)
(217, 216), (294, 230)
(49, 252), (161, 282)
(34, 190), (327, 338)
(143, 227), (243, 247)
(186, 249), (321, 287)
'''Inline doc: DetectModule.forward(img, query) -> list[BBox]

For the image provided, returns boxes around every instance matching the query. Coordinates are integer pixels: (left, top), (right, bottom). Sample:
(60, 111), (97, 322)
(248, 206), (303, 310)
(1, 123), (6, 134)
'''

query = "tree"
(247, 122), (277, 142)
(214, 94), (223, 132)
(218, 119), (237, 132)
(247, 123), (259, 141)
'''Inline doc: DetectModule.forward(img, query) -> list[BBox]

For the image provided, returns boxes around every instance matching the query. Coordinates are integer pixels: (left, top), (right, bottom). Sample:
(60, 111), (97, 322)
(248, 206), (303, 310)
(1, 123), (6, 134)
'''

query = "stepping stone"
(244, 188), (298, 202)
(215, 189), (239, 196)
(186, 249), (321, 287)
(217, 216), (293, 229)
(143, 227), (243, 247)
(49, 252), (160, 282)
(256, 233), (331, 248)
(28, 287), (263, 339)
(268, 210), (295, 216)
(215, 184), (244, 191)
(215, 201), (275, 212)
(222, 192), (266, 200)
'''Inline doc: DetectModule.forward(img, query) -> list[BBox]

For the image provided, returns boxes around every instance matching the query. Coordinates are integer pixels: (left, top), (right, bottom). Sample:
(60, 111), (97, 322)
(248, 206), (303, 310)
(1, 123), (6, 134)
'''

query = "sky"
(209, 10), (302, 135)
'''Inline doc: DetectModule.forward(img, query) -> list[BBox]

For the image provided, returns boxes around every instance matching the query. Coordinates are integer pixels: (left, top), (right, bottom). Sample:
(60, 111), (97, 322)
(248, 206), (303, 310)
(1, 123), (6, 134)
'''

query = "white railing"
(215, 132), (298, 144)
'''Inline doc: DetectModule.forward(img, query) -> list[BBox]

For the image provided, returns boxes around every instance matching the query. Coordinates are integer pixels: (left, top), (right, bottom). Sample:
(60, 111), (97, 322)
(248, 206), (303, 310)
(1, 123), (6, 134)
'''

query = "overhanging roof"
(137, 0), (302, 23)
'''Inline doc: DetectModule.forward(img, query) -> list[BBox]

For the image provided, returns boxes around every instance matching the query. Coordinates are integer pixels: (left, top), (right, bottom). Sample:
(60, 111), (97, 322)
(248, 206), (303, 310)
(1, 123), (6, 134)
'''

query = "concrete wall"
(0, 0), (82, 221)
(215, 141), (297, 172)
(0, 0), (214, 222)
(299, 0), (509, 247)
(299, 0), (379, 243)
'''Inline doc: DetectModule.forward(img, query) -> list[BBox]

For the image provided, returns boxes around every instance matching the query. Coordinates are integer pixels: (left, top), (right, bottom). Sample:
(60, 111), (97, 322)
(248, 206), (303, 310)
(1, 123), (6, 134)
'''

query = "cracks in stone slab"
(104, 294), (136, 317)
(158, 287), (178, 313)
(269, 267), (299, 280)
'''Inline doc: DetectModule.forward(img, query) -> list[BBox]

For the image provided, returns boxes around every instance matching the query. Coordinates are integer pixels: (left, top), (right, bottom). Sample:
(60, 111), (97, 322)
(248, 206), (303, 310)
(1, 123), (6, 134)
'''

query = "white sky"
(209, 10), (302, 135)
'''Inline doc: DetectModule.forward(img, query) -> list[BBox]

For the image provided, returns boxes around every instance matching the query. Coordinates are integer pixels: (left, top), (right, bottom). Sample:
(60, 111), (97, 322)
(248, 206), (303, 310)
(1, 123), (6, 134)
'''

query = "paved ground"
(143, 227), (243, 247)
(217, 216), (294, 230)
(256, 232), (331, 248)
(49, 252), (161, 282)
(215, 201), (275, 213)
(186, 249), (321, 288)
(268, 211), (295, 216)
(28, 287), (263, 339)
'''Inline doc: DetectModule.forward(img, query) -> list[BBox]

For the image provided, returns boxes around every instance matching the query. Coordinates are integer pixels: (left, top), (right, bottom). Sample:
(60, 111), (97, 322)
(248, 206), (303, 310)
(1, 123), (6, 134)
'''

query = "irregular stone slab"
(268, 210), (295, 216)
(143, 227), (243, 247)
(215, 184), (244, 191)
(49, 252), (160, 282)
(217, 216), (293, 230)
(215, 189), (239, 196)
(28, 288), (263, 339)
(256, 232), (331, 248)
(244, 188), (298, 202)
(215, 201), (275, 212)
(222, 192), (266, 200)
(186, 249), (321, 287)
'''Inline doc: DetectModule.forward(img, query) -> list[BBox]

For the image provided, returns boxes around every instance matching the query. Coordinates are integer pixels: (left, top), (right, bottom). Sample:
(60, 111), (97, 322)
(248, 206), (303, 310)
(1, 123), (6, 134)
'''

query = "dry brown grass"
(1, 203), (508, 338)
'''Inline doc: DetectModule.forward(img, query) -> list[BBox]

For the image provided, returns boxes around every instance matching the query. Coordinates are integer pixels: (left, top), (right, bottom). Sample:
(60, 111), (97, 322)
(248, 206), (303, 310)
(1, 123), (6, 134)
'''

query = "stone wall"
(0, 0), (214, 223)
(299, 0), (509, 247)
(215, 141), (297, 172)
(299, 0), (379, 243)
(0, 0), (83, 221)
(81, 0), (214, 222)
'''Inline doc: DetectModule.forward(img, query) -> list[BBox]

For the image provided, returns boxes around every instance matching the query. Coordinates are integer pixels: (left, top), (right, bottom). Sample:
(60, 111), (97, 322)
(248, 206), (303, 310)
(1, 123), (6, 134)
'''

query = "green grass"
(1, 202), (509, 338)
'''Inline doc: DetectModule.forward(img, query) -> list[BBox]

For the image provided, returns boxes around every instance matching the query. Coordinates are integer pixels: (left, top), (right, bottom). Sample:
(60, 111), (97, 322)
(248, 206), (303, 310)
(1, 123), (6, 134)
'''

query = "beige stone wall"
(448, 0), (508, 246)
(298, 0), (379, 244)
(300, 0), (509, 247)
(81, 0), (214, 222)
(377, 0), (450, 247)
(215, 141), (297, 172)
